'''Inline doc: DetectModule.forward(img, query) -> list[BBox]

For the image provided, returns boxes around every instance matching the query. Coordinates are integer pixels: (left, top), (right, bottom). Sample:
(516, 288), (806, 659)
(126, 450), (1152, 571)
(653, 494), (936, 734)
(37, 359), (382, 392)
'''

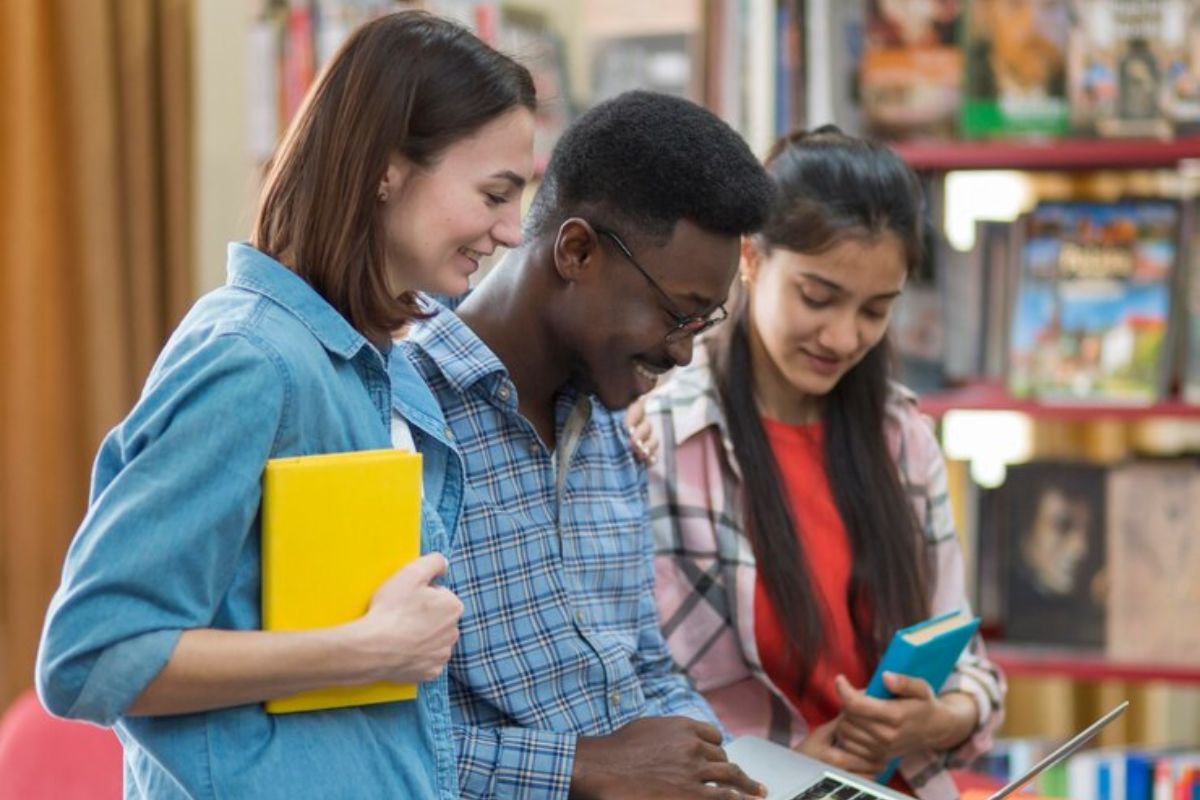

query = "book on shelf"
(1183, 183), (1200, 404)
(961, 0), (1071, 139)
(773, 0), (805, 138)
(974, 462), (1104, 652)
(246, 0), (502, 161)
(973, 458), (1200, 664)
(859, 0), (961, 140)
(996, 461), (1109, 649)
(892, 224), (949, 392)
(1106, 460), (1200, 667)
(261, 448), (423, 714)
(1007, 199), (1179, 405)
(1067, 0), (1197, 139)
(827, 0), (866, 136)
(967, 739), (1200, 800)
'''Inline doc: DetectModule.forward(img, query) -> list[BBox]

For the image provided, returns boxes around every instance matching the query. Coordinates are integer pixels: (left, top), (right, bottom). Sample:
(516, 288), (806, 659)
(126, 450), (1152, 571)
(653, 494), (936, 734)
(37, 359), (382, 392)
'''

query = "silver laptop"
(726, 701), (1128, 800)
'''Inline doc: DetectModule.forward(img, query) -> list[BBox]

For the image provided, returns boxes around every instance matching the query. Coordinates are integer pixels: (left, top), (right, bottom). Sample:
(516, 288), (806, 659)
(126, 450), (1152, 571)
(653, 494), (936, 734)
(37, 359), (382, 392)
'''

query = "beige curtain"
(0, 0), (193, 709)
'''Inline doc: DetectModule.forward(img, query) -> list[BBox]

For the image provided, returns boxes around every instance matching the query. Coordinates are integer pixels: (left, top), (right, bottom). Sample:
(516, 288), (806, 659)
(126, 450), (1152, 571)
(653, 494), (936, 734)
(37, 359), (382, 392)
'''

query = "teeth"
(459, 247), (486, 261)
(634, 362), (661, 382)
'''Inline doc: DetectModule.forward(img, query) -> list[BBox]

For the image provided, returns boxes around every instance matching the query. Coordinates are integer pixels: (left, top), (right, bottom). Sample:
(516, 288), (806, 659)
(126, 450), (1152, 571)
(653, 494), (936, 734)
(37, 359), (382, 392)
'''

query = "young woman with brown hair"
(644, 127), (1006, 798)
(37, 12), (534, 798)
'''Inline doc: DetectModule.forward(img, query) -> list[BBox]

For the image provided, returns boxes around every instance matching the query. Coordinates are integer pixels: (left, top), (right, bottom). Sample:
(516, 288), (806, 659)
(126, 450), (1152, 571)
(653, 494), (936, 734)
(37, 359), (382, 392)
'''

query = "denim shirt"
(36, 244), (461, 799)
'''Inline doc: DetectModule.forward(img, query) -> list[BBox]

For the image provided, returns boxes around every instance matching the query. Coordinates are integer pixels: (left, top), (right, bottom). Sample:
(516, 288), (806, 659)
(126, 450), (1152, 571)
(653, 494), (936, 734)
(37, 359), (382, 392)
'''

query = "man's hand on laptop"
(795, 716), (888, 780)
(571, 716), (767, 799)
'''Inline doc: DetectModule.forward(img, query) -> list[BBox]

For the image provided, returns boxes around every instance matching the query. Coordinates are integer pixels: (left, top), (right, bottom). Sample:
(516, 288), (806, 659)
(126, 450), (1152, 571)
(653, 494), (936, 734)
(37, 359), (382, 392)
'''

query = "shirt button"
(497, 384), (511, 401)
(609, 691), (621, 707)
(575, 609), (586, 624)
(528, 441), (539, 456)
(444, 426), (454, 440)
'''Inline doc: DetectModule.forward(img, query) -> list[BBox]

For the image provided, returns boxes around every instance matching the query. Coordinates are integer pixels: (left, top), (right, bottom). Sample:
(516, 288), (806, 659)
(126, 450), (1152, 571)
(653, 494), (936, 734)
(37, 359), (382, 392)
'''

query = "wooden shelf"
(891, 137), (1200, 171)
(916, 382), (1200, 421)
(988, 644), (1200, 685)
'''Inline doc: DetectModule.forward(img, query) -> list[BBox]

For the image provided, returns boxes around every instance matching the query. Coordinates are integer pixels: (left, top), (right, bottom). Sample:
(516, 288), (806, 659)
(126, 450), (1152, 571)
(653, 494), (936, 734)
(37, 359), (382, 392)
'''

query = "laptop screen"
(989, 701), (1129, 800)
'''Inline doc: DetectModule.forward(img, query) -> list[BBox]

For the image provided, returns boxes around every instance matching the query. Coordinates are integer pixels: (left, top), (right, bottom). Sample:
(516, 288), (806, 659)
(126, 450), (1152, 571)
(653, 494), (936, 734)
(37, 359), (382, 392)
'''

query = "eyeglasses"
(594, 227), (729, 343)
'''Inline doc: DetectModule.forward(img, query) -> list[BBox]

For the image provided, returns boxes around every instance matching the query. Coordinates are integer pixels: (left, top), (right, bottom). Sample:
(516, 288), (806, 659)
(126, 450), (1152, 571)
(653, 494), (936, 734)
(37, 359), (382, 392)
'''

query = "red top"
(754, 418), (870, 725)
(754, 418), (911, 794)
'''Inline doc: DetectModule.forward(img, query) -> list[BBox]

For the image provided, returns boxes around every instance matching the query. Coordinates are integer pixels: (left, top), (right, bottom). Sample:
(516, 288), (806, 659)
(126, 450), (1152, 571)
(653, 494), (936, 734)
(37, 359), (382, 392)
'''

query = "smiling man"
(402, 91), (774, 799)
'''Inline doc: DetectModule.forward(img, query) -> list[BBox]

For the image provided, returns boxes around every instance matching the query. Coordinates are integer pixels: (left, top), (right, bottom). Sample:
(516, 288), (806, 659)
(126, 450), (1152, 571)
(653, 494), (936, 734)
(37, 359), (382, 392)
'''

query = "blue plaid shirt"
(404, 304), (721, 799)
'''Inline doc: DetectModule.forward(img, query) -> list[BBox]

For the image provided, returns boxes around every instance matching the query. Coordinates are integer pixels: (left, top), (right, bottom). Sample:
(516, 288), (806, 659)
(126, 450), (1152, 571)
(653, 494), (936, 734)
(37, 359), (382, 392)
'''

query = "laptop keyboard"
(788, 775), (893, 799)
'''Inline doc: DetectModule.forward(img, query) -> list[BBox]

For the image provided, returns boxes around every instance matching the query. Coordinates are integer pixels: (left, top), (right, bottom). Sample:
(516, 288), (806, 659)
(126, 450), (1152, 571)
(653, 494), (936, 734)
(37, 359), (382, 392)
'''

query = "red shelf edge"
(916, 383), (1200, 420)
(891, 137), (1200, 171)
(987, 645), (1200, 684)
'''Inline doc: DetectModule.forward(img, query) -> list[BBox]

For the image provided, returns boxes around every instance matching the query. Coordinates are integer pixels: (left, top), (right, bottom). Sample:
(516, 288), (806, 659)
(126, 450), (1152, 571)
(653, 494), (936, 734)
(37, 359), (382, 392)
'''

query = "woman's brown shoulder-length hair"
(251, 11), (535, 341)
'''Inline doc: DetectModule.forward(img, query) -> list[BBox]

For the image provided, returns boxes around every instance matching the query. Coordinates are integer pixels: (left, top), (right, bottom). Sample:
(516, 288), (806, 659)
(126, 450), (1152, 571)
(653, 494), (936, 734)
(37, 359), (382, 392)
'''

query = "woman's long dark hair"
(712, 126), (932, 692)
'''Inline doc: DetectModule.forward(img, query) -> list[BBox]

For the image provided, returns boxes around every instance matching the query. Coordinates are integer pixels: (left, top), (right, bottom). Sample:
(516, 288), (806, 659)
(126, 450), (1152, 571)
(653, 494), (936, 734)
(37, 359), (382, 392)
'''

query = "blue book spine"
(1125, 754), (1153, 800)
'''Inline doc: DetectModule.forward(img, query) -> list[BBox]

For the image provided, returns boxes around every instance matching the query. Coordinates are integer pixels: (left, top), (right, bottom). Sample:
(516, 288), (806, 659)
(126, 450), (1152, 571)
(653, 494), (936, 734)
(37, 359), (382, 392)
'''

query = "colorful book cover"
(1068, 0), (1194, 138)
(859, 0), (961, 139)
(961, 0), (1071, 138)
(1008, 200), (1178, 405)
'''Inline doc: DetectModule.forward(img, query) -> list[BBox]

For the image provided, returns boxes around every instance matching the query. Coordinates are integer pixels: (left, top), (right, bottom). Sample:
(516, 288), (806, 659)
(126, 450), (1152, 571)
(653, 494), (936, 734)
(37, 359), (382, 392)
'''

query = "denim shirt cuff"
(70, 628), (182, 725)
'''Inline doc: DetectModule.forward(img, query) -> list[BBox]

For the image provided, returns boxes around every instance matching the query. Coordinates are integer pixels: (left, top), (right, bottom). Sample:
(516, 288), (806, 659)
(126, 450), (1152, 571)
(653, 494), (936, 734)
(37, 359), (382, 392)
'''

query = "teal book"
(864, 608), (981, 782)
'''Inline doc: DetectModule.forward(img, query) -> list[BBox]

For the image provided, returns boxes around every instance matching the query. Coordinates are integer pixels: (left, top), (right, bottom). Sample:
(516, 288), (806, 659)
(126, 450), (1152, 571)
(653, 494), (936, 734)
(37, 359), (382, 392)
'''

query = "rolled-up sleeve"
(921, 445), (1007, 765)
(36, 330), (287, 725)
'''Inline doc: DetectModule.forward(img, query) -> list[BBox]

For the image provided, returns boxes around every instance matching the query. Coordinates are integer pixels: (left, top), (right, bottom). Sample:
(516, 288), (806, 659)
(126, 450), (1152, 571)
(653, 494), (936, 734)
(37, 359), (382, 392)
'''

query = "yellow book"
(261, 448), (422, 714)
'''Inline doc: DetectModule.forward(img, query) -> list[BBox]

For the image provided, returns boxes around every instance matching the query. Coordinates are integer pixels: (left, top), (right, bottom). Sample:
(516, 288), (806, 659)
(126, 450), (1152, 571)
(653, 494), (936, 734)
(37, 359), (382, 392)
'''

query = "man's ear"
(740, 237), (763, 286)
(553, 218), (601, 284)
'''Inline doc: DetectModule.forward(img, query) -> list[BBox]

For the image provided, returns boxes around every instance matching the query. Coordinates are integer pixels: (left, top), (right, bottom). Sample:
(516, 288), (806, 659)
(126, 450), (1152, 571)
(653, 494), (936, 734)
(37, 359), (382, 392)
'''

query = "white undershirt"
(390, 411), (416, 453)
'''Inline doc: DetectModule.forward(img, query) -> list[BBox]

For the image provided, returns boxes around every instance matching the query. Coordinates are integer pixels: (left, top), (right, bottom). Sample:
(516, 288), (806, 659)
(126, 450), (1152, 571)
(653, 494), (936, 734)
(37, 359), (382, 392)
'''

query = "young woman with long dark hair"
(644, 127), (1005, 799)
(37, 12), (535, 798)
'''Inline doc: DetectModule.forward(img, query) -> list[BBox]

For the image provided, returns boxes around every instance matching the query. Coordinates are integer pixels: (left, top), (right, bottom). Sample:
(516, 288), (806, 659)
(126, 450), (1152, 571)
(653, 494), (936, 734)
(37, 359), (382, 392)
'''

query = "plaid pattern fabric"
(645, 348), (1006, 800)
(405, 304), (720, 800)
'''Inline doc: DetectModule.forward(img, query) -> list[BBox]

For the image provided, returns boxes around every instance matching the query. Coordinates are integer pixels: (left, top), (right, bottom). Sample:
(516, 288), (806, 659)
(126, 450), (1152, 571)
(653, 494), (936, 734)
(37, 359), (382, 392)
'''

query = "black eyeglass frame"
(593, 226), (729, 343)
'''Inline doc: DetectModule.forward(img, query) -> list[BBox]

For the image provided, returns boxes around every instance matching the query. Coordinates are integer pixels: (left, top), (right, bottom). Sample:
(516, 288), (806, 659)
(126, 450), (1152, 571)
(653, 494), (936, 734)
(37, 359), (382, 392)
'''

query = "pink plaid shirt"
(645, 349), (1005, 799)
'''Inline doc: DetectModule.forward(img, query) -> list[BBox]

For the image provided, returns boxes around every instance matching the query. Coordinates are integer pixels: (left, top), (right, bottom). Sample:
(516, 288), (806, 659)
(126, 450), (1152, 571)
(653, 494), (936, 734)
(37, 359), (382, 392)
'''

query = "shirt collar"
(656, 345), (741, 476)
(225, 242), (373, 362)
(405, 299), (511, 395)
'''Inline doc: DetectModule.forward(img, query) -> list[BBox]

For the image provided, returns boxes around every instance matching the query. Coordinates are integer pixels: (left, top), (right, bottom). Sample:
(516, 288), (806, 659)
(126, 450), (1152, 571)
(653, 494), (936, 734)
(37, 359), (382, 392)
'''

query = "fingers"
(882, 670), (933, 700)
(699, 759), (767, 798)
(392, 552), (449, 588)
(690, 719), (726, 745)
(823, 745), (887, 777)
(808, 715), (841, 744)
(626, 400), (660, 465)
(836, 722), (889, 762)
(629, 428), (658, 465)
(627, 397), (647, 426)
(835, 675), (898, 726)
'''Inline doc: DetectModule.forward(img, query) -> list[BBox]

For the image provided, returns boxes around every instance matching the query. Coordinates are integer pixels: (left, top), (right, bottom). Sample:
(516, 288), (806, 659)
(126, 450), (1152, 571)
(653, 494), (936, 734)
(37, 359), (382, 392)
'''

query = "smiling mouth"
(634, 359), (669, 380)
(458, 246), (488, 266)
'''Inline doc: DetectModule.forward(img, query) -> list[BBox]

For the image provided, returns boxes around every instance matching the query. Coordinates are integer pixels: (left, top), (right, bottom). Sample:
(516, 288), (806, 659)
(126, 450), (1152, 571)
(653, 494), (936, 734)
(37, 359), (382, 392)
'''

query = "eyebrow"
(489, 170), (527, 189)
(800, 271), (902, 302)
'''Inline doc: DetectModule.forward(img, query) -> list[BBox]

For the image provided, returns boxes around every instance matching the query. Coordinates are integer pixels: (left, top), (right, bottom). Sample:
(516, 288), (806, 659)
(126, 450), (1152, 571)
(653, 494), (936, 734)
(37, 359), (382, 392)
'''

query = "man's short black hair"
(525, 90), (774, 245)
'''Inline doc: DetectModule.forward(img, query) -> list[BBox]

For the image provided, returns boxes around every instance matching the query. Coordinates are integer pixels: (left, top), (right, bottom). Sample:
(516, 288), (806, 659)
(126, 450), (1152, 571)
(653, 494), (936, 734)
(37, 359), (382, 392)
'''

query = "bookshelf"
(894, 137), (1200, 173)
(918, 382), (1200, 421)
(988, 644), (1200, 686)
